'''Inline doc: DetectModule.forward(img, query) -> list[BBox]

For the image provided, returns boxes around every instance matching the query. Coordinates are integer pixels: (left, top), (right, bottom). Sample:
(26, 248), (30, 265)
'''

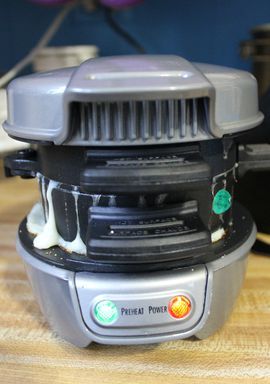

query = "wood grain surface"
(0, 177), (270, 384)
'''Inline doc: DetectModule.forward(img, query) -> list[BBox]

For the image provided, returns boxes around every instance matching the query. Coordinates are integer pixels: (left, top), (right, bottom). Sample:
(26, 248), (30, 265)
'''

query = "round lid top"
(3, 55), (263, 146)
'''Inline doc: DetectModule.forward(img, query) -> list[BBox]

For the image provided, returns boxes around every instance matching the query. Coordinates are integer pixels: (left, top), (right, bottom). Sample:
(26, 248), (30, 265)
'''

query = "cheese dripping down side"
(27, 175), (226, 255)
(27, 177), (86, 255)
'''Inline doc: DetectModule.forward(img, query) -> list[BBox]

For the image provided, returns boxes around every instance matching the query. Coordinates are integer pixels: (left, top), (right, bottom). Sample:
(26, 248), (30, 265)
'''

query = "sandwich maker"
(3, 55), (263, 346)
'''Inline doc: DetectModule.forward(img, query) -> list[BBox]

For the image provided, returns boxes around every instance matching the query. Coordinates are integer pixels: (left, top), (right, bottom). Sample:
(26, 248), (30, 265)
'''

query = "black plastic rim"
(18, 202), (254, 273)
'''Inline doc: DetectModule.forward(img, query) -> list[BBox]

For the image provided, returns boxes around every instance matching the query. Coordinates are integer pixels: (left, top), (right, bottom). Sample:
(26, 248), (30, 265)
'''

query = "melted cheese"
(211, 227), (225, 243)
(27, 177), (86, 255)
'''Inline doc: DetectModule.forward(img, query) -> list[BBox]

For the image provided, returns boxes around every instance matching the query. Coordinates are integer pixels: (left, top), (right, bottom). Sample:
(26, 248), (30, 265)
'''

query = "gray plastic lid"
(3, 55), (263, 146)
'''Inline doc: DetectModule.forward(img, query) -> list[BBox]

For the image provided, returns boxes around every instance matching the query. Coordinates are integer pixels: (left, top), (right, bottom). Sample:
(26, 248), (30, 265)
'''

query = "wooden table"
(0, 177), (270, 384)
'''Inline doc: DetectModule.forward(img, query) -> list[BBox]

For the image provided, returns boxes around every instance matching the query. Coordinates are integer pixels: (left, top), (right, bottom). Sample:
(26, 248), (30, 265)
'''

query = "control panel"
(75, 265), (208, 338)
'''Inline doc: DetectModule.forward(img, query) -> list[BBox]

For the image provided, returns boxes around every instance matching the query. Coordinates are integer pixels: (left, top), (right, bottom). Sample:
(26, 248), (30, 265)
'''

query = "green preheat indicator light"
(212, 189), (232, 215)
(94, 300), (119, 325)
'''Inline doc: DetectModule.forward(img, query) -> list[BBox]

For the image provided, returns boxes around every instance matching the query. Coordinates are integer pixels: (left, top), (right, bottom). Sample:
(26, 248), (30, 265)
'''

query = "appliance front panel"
(75, 265), (207, 337)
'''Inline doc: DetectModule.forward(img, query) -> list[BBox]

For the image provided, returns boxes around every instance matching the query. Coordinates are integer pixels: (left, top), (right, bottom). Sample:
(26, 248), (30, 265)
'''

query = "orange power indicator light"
(168, 295), (191, 319)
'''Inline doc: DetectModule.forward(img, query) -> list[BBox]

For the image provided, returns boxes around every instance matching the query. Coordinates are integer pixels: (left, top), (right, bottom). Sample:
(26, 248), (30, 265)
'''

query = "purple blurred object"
(29, 0), (72, 5)
(29, 0), (143, 6)
(100, 0), (143, 8)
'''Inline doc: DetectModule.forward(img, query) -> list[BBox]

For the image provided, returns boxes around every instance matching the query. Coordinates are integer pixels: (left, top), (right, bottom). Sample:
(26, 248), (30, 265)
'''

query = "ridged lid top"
(3, 55), (263, 146)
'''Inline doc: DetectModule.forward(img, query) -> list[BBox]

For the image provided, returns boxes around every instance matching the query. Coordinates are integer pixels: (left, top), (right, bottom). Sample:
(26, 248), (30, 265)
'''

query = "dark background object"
(241, 24), (270, 97)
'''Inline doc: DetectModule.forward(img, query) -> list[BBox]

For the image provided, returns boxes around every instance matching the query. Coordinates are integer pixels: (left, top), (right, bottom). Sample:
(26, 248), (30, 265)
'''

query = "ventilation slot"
(70, 97), (209, 144)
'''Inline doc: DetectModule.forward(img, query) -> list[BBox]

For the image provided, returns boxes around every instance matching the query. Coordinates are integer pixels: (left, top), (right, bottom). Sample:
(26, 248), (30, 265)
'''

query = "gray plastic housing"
(17, 223), (256, 347)
(4, 55), (263, 146)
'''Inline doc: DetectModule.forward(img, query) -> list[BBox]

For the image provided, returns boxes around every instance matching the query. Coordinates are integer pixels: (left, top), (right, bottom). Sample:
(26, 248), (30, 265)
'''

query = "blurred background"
(0, 0), (269, 72)
(1, 0), (270, 162)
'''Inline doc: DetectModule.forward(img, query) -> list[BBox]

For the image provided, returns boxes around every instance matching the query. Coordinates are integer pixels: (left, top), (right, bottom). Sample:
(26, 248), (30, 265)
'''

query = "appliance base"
(16, 224), (255, 347)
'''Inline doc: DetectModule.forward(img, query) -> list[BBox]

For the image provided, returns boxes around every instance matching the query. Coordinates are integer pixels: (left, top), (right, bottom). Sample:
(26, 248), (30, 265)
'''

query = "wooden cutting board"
(0, 177), (270, 384)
